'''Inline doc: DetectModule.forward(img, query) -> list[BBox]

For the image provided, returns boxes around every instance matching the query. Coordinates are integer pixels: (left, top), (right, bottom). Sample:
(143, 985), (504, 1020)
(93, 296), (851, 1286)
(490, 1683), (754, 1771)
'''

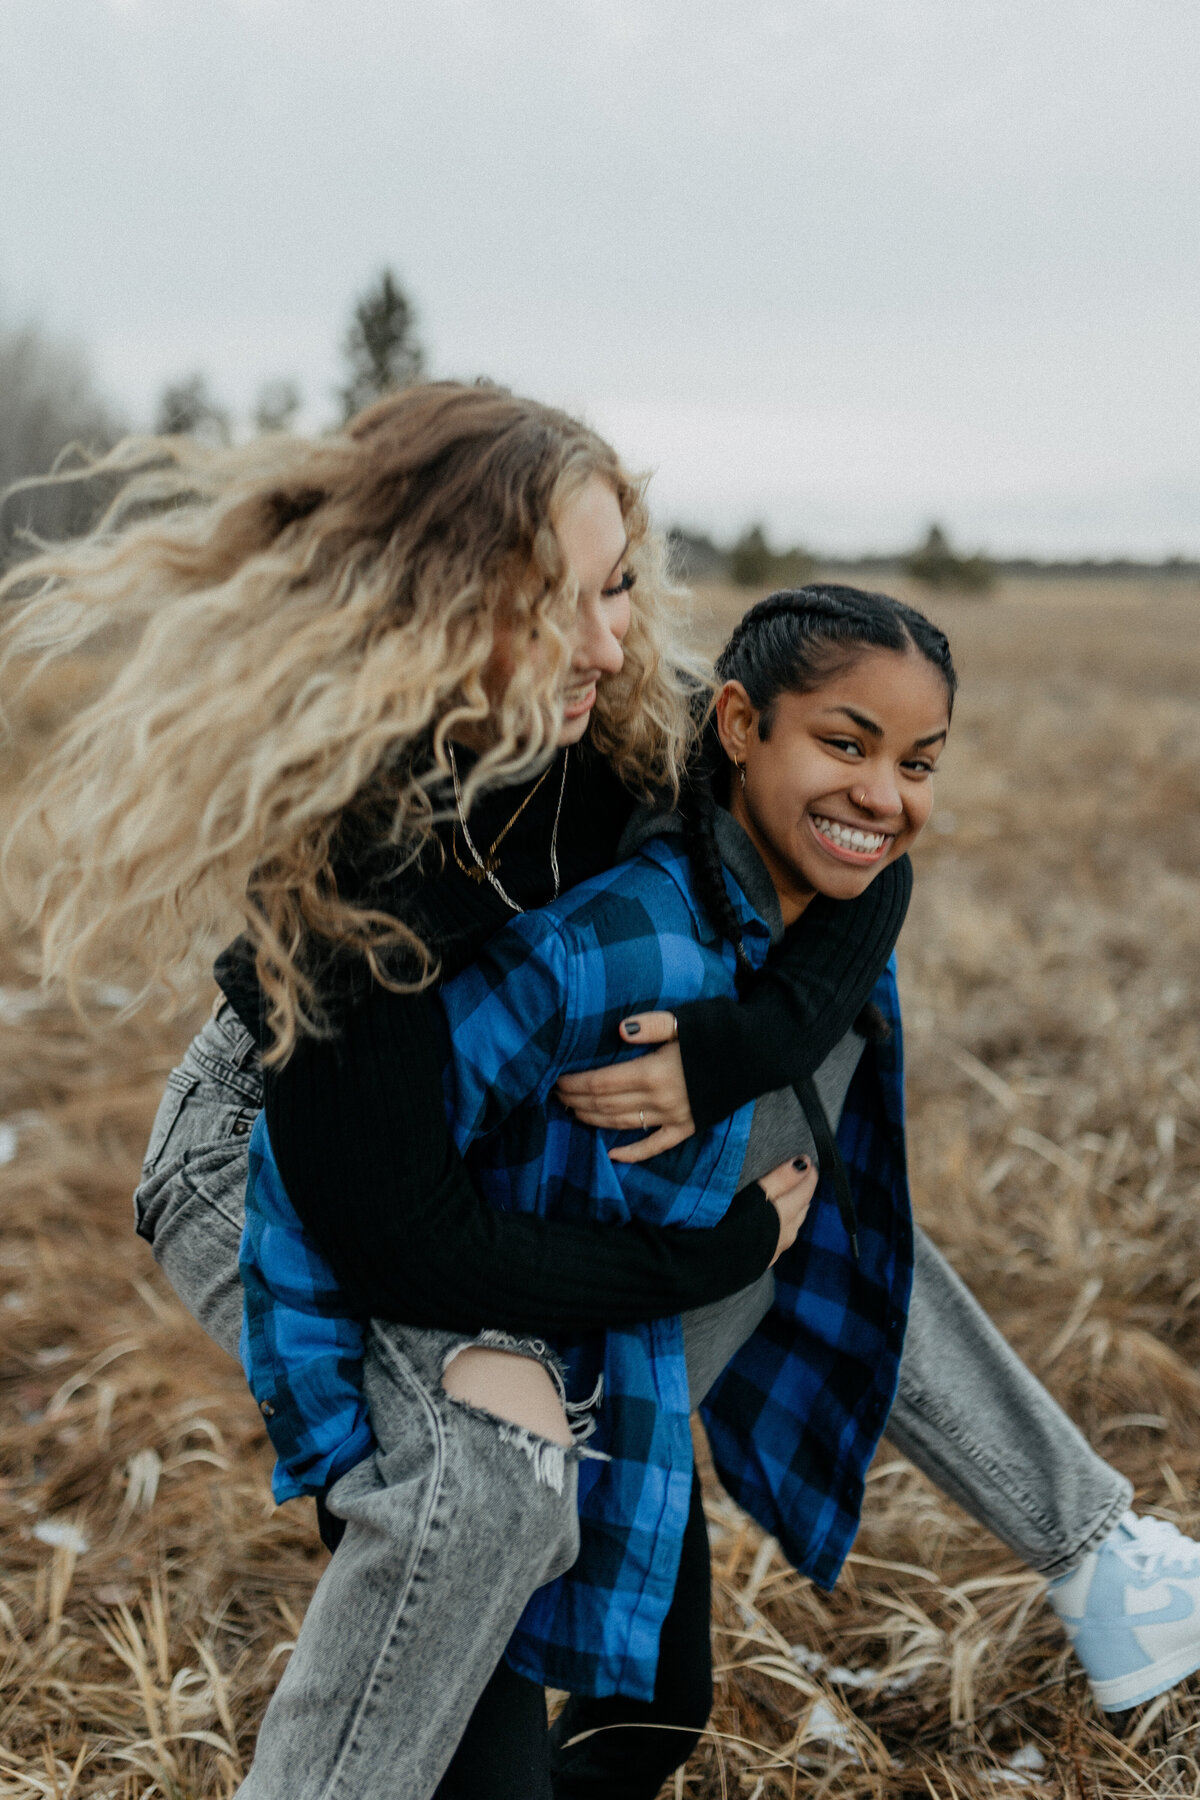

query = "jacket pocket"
(141, 1068), (197, 1177)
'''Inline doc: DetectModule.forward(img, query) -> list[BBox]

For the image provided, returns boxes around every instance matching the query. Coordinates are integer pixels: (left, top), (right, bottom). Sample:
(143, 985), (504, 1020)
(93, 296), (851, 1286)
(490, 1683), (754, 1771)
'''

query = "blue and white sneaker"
(1048, 1512), (1200, 1711)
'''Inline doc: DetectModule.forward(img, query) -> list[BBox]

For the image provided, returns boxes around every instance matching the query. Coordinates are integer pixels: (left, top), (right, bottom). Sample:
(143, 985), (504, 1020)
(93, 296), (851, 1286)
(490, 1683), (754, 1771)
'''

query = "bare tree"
(254, 377), (303, 435)
(0, 313), (124, 564)
(154, 373), (231, 445)
(338, 269), (425, 422)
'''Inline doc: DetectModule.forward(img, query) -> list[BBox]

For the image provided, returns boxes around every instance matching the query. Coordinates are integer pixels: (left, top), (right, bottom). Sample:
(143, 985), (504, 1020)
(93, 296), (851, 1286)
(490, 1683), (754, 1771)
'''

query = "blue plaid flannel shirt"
(240, 833), (913, 1699)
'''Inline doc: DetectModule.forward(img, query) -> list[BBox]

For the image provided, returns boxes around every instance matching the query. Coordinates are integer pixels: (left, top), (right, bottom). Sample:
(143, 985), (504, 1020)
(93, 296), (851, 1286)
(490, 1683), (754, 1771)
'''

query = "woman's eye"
(903, 759), (936, 777)
(601, 570), (635, 598)
(823, 736), (863, 757)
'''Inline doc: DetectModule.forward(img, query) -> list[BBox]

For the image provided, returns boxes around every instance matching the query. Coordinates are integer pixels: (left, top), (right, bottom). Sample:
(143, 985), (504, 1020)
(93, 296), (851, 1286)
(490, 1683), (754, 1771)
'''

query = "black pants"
(435, 1471), (714, 1799)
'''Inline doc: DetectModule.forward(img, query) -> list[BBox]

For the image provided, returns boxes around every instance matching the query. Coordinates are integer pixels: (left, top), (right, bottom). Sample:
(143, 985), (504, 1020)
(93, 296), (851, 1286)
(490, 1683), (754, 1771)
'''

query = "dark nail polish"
(623, 1020), (641, 1036)
(793, 1156), (809, 1171)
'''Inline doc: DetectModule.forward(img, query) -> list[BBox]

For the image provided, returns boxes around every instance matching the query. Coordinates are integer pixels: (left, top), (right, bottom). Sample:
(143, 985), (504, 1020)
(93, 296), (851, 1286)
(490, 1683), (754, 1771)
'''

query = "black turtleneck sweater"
(215, 743), (910, 1335)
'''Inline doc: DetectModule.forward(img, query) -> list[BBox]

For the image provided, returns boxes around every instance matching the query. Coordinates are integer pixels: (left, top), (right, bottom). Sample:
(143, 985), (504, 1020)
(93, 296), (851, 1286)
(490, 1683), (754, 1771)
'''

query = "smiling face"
(479, 473), (634, 749)
(716, 644), (951, 924)
(552, 474), (634, 746)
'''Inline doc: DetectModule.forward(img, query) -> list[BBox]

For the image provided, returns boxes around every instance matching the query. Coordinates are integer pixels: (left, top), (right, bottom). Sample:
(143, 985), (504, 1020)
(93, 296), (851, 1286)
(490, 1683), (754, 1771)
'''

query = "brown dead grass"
(3, 572), (1200, 1797)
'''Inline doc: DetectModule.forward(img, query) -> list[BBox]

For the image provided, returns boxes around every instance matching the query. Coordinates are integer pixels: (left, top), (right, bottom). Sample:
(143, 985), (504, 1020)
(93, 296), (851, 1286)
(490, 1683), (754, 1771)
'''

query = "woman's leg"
(139, 1017), (1136, 1592)
(237, 1321), (580, 1800)
(548, 1470), (714, 1799)
(887, 1226), (1131, 1578)
(433, 1657), (552, 1800)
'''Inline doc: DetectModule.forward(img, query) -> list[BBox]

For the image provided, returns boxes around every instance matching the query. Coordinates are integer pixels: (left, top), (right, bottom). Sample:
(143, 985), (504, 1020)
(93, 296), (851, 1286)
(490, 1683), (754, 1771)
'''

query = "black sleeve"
(264, 981), (779, 1334)
(674, 854), (913, 1131)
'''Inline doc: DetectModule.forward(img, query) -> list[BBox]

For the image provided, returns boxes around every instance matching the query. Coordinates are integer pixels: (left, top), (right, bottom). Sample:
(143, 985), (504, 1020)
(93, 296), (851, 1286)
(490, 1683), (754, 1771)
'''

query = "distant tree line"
(3, 280), (1197, 586)
(670, 520), (996, 594)
(671, 520), (1200, 594)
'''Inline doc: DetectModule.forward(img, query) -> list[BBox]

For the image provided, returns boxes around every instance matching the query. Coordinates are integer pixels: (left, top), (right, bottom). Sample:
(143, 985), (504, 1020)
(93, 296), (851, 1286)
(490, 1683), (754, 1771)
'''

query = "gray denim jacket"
(133, 1004), (262, 1361)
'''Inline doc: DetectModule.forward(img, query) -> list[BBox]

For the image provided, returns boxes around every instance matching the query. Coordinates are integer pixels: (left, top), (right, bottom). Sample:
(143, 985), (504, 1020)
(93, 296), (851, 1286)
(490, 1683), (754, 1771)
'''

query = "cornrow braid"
(716, 583), (957, 733)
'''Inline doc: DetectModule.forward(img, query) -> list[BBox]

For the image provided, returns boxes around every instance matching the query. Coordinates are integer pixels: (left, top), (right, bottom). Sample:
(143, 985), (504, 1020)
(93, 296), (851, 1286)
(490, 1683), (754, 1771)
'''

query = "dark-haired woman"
(239, 585), (1200, 1797)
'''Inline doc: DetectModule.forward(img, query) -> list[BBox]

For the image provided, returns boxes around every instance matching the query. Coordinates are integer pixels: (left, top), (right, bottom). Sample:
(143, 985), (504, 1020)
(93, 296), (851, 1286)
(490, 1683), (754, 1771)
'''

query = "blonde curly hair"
(0, 381), (705, 1060)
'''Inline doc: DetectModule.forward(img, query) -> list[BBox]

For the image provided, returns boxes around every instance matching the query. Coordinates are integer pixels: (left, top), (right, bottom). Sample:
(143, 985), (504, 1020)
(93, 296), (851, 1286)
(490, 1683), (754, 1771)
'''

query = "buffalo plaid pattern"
(240, 834), (912, 1700)
(241, 1120), (374, 1500)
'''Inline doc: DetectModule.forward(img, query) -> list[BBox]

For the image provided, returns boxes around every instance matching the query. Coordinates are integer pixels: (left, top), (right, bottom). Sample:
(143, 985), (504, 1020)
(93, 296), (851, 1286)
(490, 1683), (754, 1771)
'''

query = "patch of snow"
(981, 1747), (1048, 1789)
(790, 1641), (919, 1694)
(93, 983), (135, 1009)
(31, 1519), (89, 1555)
(802, 1699), (861, 1760)
(0, 987), (48, 1024)
(0, 980), (133, 1020)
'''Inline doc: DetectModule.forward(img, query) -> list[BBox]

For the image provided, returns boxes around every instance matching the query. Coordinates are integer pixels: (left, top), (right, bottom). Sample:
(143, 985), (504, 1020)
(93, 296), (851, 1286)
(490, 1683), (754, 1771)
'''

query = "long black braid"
(680, 723), (758, 993)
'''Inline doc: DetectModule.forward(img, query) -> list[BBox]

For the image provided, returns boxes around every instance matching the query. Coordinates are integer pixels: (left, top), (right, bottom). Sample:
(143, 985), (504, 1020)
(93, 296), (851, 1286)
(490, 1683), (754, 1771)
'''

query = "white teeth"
(813, 814), (887, 854)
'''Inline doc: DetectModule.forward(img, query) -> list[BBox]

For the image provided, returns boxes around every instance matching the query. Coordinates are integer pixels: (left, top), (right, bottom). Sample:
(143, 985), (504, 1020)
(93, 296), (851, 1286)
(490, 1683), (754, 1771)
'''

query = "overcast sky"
(2, 0), (1197, 555)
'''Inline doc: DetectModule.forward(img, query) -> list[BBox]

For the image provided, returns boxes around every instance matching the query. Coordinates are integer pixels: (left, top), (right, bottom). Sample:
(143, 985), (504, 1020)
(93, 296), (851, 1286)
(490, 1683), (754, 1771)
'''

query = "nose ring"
(852, 788), (868, 808)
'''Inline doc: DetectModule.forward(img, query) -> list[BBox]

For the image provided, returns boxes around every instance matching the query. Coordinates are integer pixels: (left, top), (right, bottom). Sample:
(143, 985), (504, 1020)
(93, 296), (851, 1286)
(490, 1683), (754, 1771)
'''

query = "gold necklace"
(448, 746), (570, 913)
(453, 761), (553, 880)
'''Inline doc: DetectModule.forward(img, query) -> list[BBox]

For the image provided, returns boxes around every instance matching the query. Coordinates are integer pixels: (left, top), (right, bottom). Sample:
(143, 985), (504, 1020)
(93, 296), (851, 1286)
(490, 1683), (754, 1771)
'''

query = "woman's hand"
(757, 1157), (819, 1264)
(553, 1011), (695, 1164)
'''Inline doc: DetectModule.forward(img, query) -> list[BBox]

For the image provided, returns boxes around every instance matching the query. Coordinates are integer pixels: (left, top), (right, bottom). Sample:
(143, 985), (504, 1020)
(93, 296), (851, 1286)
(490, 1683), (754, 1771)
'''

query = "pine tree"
(906, 522), (994, 593)
(338, 270), (425, 422)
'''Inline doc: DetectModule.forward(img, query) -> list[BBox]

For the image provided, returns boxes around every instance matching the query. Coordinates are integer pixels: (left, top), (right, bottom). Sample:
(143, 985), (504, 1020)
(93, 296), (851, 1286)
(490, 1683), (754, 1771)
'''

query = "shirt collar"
(623, 803), (779, 958)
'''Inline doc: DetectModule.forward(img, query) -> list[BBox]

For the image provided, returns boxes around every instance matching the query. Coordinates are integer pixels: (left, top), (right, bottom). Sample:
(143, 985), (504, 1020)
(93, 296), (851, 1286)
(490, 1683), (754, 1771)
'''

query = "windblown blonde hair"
(0, 381), (704, 1060)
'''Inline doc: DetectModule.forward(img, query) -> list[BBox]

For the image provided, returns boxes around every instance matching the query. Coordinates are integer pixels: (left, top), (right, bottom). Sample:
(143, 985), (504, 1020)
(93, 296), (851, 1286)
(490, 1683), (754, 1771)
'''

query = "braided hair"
(682, 584), (956, 992)
(716, 582), (956, 725)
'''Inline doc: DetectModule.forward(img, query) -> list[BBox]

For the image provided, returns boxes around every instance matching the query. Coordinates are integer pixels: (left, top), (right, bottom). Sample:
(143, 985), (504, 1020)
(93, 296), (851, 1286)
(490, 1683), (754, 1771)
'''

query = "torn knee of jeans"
(440, 1329), (568, 1394)
(439, 1336), (608, 1478)
(440, 1341), (573, 1447)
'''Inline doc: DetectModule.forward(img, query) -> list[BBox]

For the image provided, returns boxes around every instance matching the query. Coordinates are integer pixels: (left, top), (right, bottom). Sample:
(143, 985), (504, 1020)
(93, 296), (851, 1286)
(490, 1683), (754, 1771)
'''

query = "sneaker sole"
(1091, 1645), (1200, 1713)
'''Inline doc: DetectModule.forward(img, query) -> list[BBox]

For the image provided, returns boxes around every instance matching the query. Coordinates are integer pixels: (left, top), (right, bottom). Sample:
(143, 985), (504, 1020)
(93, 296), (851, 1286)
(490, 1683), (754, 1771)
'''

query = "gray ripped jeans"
(134, 1007), (1130, 1796)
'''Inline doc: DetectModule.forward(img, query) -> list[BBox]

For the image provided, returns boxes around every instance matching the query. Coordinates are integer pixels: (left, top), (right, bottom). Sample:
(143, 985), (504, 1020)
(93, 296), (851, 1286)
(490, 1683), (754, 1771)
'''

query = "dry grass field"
(3, 572), (1200, 1797)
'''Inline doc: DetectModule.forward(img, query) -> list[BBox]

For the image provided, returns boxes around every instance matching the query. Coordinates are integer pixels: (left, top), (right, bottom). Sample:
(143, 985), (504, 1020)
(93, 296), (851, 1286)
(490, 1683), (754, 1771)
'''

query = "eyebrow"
(823, 706), (948, 749)
(825, 705), (883, 737)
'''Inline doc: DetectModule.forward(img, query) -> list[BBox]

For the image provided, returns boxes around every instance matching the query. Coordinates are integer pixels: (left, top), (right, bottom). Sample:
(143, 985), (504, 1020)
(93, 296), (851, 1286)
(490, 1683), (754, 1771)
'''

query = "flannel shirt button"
(233, 1118), (251, 1137)
(260, 1399), (275, 1417)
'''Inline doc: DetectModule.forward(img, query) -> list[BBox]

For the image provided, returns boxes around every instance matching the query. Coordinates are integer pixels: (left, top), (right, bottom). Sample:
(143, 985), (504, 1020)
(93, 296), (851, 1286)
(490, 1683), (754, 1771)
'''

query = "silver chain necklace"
(448, 744), (570, 913)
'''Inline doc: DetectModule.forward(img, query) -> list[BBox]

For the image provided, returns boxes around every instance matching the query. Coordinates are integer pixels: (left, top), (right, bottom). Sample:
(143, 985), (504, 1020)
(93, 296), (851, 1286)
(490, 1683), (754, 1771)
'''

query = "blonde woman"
(2, 385), (875, 1794)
